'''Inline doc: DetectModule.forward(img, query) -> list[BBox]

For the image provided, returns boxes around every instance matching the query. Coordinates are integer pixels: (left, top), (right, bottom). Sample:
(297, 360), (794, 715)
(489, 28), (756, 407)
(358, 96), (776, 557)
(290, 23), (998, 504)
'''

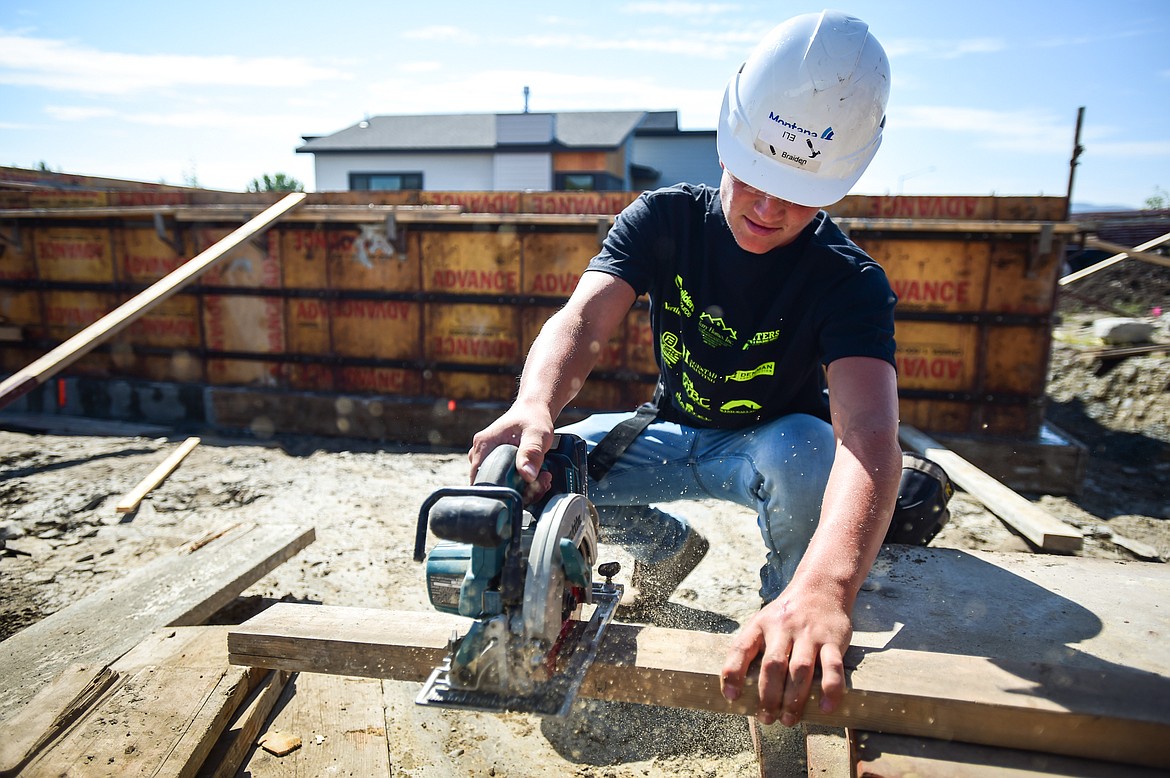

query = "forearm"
(513, 306), (602, 420)
(789, 357), (902, 610)
(794, 422), (901, 607)
(469, 271), (636, 480)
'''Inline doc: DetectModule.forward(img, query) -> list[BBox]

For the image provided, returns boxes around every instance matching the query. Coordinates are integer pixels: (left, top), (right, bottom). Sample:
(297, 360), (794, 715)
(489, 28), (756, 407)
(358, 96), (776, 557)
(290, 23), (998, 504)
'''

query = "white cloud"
(1083, 138), (1170, 158)
(401, 25), (478, 44)
(366, 68), (720, 121)
(894, 105), (1074, 153)
(514, 28), (755, 59)
(0, 30), (348, 95)
(622, 2), (741, 15)
(399, 61), (443, 74)
(42, 101), (341, 139)
(885, 37), (1006, 59)
(44, 105), (116, 121)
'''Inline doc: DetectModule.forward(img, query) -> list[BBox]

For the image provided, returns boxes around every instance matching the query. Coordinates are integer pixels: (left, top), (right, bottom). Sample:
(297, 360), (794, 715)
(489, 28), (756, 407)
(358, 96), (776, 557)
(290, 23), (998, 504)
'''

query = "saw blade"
(523, 492), (598, 647)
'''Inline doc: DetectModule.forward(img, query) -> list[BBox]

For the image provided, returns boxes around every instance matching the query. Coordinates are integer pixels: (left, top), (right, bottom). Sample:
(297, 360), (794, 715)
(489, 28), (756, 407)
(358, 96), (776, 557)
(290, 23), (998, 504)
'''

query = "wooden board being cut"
(0, 522), (314, 721)
(223, 549), (1170, 767)
(227, 602), (1170, 769)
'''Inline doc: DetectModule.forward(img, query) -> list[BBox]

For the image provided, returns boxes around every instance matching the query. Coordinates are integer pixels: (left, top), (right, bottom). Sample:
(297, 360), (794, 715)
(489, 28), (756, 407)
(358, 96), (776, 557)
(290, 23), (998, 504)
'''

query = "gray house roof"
(298, 110), (656, 154)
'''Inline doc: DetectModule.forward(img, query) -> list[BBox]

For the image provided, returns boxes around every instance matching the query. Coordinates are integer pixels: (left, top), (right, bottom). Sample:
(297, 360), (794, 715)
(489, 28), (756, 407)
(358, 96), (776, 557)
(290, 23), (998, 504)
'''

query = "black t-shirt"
(588, 183), (896, 428)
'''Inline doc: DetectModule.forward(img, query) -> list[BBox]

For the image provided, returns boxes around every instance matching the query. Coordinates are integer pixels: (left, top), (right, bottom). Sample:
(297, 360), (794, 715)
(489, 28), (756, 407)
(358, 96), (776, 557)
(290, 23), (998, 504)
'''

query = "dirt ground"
(1, 261), (1167, 776)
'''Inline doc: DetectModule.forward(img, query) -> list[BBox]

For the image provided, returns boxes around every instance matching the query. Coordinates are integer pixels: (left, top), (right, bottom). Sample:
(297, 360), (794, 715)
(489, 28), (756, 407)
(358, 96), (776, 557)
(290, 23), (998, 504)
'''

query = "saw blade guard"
(523, 492), (600, 647)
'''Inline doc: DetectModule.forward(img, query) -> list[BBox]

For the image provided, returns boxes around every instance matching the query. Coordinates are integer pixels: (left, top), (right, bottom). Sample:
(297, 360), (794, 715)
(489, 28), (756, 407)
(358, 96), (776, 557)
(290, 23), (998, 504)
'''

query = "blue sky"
(1, 1), (1167, 209)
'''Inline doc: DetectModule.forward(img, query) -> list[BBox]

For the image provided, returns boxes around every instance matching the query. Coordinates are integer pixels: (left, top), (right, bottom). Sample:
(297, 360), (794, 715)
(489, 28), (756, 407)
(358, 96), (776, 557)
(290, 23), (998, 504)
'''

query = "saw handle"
(474, 444), (525, 490)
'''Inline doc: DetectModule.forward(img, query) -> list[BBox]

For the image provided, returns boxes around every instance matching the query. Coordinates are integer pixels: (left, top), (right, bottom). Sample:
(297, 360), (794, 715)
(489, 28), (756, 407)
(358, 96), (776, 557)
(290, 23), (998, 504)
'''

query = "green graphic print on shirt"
(660, 274), (779, 422)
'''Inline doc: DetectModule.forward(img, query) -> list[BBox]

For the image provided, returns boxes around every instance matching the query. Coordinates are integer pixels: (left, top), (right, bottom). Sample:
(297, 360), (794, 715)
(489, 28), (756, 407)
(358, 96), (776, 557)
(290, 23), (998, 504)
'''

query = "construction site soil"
(1, 259), (1167, 776)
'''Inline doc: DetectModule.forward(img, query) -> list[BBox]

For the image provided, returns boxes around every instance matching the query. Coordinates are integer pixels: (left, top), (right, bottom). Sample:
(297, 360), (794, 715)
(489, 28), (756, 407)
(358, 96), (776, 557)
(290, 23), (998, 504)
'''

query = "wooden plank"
(749, 718), (813, 778)
(0, 192), (306, 410)
(1060, 229), (1170, 286)
(0, 664), (119, 777)
(854, 731), (1166, 777)
(116, 436), (201, 513)
(0, 204), (460, 222)
(23, 663), (253, 778)
(803, 725), (853, 778)
(238, 672), (391, 777)
(1083, 236), (1170, 268)
(17, 626), (253, 778)
(898, 425), (1083, 552)
(199, 669), (291, 778)
(112, 626), (233, 673)
(0, 523), (315, 721)
(226, 603), (1170, 769)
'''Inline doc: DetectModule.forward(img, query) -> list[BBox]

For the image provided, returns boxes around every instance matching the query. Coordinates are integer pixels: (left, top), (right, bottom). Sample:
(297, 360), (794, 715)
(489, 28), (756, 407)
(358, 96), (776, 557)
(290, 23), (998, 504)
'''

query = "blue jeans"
(558, 411), (835, 602)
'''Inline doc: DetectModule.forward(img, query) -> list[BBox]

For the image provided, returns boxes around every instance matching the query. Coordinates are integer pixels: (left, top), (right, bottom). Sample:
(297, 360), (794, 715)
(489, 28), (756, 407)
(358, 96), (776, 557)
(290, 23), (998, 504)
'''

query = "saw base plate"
(416, 583), (621, 717)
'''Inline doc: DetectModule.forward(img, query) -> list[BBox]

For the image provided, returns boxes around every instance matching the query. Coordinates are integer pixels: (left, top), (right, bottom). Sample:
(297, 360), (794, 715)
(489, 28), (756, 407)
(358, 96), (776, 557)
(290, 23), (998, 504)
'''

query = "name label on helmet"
(767, 112), (832, 140)
(754, 118), (824, 174)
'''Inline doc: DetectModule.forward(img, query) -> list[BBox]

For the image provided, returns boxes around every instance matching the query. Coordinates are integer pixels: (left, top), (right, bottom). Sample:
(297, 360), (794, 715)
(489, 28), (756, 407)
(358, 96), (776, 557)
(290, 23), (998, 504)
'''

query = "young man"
(469, 10), (899, 727)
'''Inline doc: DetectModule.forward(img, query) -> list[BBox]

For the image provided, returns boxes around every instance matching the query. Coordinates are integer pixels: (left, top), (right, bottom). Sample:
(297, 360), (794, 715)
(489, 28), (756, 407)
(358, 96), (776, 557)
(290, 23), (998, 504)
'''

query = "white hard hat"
(717, 9), (890, 207)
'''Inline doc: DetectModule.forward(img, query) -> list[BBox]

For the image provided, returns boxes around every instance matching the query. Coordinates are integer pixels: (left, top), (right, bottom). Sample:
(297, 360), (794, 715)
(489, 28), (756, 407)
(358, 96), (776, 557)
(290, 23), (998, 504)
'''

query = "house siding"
(315, 152), (495, 192)
(630, 133), (720, 189)
(493, 153), (553, 191)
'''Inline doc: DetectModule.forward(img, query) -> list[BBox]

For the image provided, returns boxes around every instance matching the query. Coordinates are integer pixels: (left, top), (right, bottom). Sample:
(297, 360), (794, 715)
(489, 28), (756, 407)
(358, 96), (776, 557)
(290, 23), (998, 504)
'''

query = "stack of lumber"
(0, 522), (313, 777)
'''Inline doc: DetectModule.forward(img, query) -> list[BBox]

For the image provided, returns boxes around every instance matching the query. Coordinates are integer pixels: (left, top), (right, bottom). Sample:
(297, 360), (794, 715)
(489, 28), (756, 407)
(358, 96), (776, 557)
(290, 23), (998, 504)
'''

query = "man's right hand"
(468, 403), (555, 501)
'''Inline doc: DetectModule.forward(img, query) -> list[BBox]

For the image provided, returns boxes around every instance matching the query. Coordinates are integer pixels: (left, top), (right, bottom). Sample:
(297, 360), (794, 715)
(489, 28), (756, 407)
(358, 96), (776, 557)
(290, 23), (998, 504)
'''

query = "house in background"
(297, 110), (718, 193)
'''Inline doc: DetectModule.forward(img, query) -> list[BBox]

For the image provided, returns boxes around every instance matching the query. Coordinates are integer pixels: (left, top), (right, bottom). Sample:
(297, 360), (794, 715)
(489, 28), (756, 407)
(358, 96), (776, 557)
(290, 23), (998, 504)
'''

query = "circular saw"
(412, 433), (622, 717)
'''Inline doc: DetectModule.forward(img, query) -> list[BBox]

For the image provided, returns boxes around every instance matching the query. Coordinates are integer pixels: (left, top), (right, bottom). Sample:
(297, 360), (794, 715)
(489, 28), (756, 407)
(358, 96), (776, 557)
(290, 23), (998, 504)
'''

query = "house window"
(349, 172), (423, 191)
(554, 172), (623, 192)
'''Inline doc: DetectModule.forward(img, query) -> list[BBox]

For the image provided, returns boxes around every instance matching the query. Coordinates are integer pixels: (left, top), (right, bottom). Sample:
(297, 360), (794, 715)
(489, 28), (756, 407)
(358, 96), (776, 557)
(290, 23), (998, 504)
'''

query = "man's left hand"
(719, 582), (853, 726)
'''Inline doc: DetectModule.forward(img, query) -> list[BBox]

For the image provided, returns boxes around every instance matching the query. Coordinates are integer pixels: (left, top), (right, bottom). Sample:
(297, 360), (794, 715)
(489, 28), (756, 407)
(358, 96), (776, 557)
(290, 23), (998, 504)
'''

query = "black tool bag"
(885, 452), (954, 545)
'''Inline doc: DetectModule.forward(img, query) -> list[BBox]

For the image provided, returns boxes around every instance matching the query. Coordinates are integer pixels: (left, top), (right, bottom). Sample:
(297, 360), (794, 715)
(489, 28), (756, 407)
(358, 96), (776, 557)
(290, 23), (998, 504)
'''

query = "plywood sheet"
(421, 230), (521, 295)
(425, 303), (520, 366)
(867, 238), (990, 313)
(326, 226), (418, 291)
(203, 295), (285, 353)
(521, 231), (594, 297)
(196, 228), (280, 289)
(118, 227), (187, 284)
(34, 227), (114, 282)
(330, 299), (420, 359)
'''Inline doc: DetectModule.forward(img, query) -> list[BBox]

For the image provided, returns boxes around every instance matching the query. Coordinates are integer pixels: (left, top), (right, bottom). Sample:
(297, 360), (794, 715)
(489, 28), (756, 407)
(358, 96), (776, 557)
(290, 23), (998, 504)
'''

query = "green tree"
(247, 173), (304, 192)
(1144, 186), (1168, 210)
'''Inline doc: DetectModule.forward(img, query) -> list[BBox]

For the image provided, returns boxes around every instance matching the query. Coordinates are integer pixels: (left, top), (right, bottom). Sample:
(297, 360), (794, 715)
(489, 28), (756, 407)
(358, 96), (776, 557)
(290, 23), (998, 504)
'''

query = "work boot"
(598, 506), (709, 611)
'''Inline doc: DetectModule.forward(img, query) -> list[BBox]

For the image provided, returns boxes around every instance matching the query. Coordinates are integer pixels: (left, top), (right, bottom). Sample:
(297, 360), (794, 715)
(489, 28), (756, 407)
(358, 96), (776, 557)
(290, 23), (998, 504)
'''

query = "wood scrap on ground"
(226, 602), (1170, 770)
(0, 522), (314, 720)
(899, 424), (1083, 552)
(116, 436), (201, 513)
(199, 670), (292, 778)
(258, 730), (302, 756)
